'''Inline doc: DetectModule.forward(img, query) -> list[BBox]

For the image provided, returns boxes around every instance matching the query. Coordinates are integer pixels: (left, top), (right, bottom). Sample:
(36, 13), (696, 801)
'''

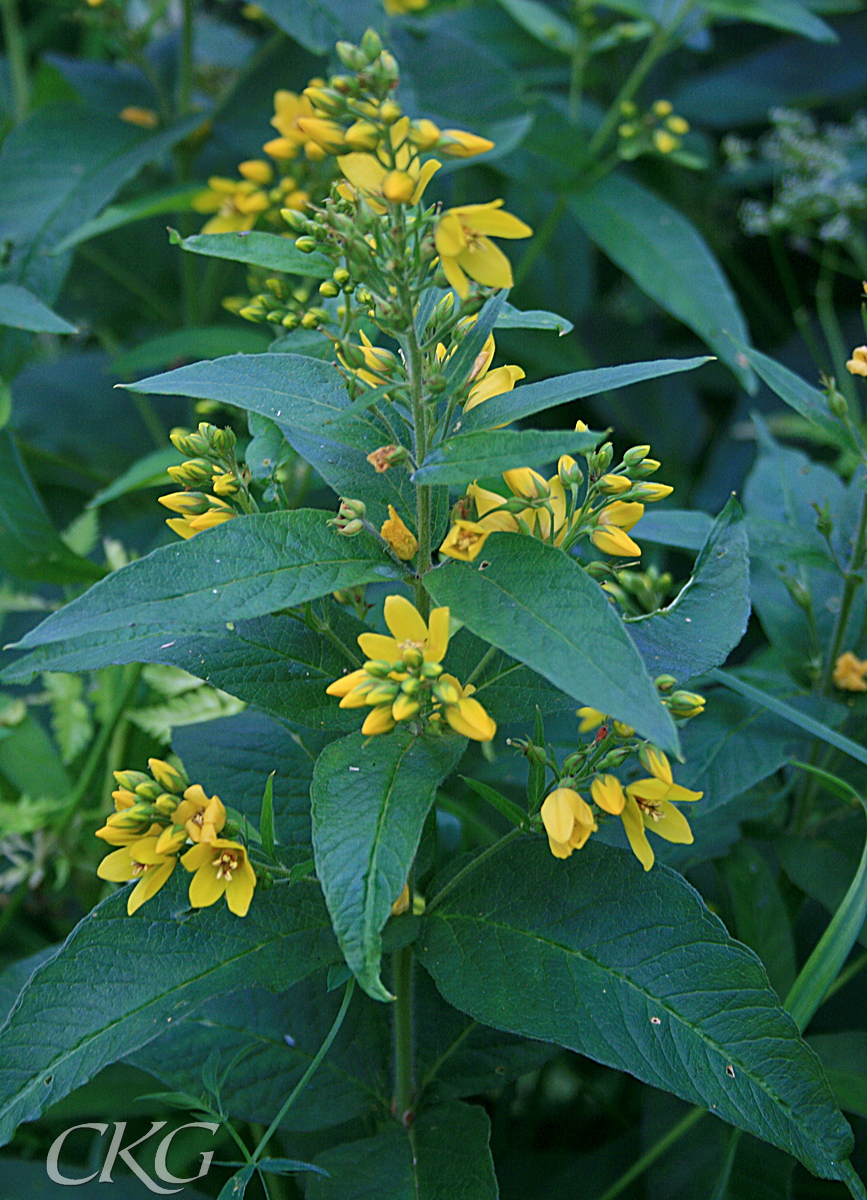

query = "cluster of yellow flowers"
(833, 650), (867, 691)
(193, 88), (332, 235)
(159, 422), (252, 540)
(540, 748), (702, 870)
(326, 595), (496, 740)
(437, 428), (673, 564)
(96, 758), (256, 916)
(618, 98), (691, 158)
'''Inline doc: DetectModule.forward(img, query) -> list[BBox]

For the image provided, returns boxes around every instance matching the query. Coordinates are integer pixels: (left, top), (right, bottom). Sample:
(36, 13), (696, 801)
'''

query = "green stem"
(587, 1), (695, 160)
(816, 248), (858, 411)
(819, 487), (867, 694)
(57, 664), (142, 837)
(568, 0), (589, 123)
(512, 197), (567, 290)
(822, 948), (867, 1003)
(426, 828), (524, 915)
(252, 978), (355, 1163)
(464, 644), (498, 689)
(393, 943), (414, 1120)
(0, 0), (28, 123)
(178, 0), (195, 118)
(591, 1106), (706, 1200)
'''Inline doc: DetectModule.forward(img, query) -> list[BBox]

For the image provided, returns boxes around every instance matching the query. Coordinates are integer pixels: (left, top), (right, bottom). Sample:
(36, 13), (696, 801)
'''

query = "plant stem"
(464, 644), (498, 689)
(591, 1106), (705, 1200)
(178, 0), (195, 118)
(0, 0), (28, 123)
(393, 943), (414, 1121)
(252, 978), (355, 1163)
(587, 0), (695, 160)
(426, 827), (524, 914)
(816, 247), (858, 411)
(512, 196), (566, 290)
(819, 487), (867, 694)
(822, 948), (867, 1003)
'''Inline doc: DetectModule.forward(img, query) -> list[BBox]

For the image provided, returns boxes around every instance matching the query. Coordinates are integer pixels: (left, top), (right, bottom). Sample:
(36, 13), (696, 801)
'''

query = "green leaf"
(260, 771), (277, 856)
(307, 1101), (498, 1199)
(43, 672), (94, 765)
(0, 104), (202, 304)
(218, 1165), (255, 1200)
(493, 0), (578, 52)
(702, 0), (836, 42)
(413, 427), (601, 485)
(252, 0), (383, 55)
(718, 842), (797, 999)
(425, 533), (679, 754)
(808, 1033), (867, 1119)
(418, 837), (854, 1182)
(86, 446), (185, 508)
(0, 1159), (212, 1200)
(626, 497), (750, 680)
(570, 175), (755, 391)
(112, 326), (272, 377)
(0, 712), (71, 799)
(460, 355), (712, 431)
(634, 508), (713, 551)
(311, 729), (466, 1000)
(0, 874), (339, 1145)
(0, 430), (105, 585)
(735, 343), (860, 455)
(0, 284), (76, 334)
(50, 184), (204, 254)
(171, 230), (334, 278)
(124, 352), (353, 431)
(709, 669), (867, 770)
(10, 511), (400, 653)
(495, 300), (573, 335)
(460, 776), (530, 829)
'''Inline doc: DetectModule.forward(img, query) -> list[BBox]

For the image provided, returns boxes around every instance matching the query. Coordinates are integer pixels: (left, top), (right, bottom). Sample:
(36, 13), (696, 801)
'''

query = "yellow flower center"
(216, 852), (239, 881)
(636, 797), (662, 821)
(131, 861), (149, 877)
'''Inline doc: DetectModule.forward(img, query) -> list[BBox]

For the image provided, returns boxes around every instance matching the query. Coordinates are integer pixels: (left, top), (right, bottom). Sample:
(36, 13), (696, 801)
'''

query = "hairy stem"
(0, 0), (28, 123)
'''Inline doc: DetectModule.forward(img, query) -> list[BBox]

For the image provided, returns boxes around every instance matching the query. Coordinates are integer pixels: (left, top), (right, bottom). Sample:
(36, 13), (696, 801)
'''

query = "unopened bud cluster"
(618, 98), (691, 160)
(160, 423), (254, 540)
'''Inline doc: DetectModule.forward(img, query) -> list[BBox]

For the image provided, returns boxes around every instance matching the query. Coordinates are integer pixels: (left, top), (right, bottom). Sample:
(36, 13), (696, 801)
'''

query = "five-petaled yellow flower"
(182, 838), (258, 917)
(590, 750), (702, 871)
(434, 201), (532, 298)
(97, 829), (185, 915)
(439, 520), (490, 561)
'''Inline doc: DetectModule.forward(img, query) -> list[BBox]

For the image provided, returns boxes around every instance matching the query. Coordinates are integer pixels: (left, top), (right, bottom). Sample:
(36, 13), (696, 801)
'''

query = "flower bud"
(380, 100), (402, 125)
(366, 681), (399, 705)
(337, 518), (363, 535)
(135, 780), (162, 802)
(167, 458), (212, 486)
(303, 87), (344, 116)
(633, 482), (673, 502)
(319, 280), (340, 297)
(344, 120), (380, 151)
(382, 170), (416, 204)
(113, 769), (151, 790)
(295, 235), (318, 253)
(336, 40), (367, 70)
(623, 444), (652, 466)
(654, 674), (677, 692)
(598, 473), (631, 495)
(667, 690), (706, 718)
(558, 455), (583, 487)
(421, 662), (443, 679)
(158, 491), (212, 516)
(339, 498), (367, 520)
(590, 443), (613, 472)
(360, 27), (383, 60)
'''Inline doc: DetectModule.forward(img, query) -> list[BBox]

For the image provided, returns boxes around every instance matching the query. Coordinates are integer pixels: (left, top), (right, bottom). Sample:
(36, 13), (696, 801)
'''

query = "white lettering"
(153, 1121), (219, 1185)
(99, 1121), (180, 1195)
(46, 1122), (108, 1185)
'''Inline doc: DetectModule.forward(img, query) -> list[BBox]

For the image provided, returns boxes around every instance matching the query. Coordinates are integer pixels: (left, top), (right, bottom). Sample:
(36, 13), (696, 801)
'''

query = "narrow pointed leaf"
(50, 184), (204, 254)
(460, 355), (711, 431)
(571, 174), (754, 390)
(10, 511), (400, 652)
(0, 284), (76, 333)
(419, 837), (854, 1182)
(495, 300), (573, 334)
(626, 497), (750, 679)
(311, 730), (466, 1001)
(171, 231), (334, 278)
(425, 533), (679, 754)
(413, 427), (601, 484)
(0, 876), (339, 1145)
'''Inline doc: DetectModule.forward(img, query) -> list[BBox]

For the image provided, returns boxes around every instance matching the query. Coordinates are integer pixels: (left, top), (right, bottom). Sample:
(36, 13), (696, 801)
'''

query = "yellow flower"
(541, 787), (597, 859)
(296, 117), (347, 153)
(270, 89), (316, 151)
(833, 651), (867, 691)
(470, 469), (575, 545)
(846, 347), (867, 378)
(577, 706), (606, 733)
(437, 675), (497, 742)
(119, 107), (159, 128)
(383, 0), (428, 12)
(591, 501), (644, 557)
(465, 364), (525, 416)
(653, 129), (679, 154)
(434, 201), (532, 298)
(591, 752), (702, 871)
(97, 833), (182, 915)
(238, 159), (274, 184)
(439, 129), (495, 158)
(192, 177), (269, 234)
(165, 509), (235, 539)
(182, 838), (257, 917)
(381, 505), (419, 560)
(337, 122), (441, 212)
(171, 784), (227, 844)
(439, 520), (490, 561)
(359, 595), (449, 662)
(392, 881), (411, 915)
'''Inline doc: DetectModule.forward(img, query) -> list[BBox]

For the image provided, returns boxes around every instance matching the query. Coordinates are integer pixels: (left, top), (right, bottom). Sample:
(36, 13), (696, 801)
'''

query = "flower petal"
(189, 865), (225, 909)
(456, 238), (513, 289)
(434, 213), (467, 258)
(384, 594), (428, 645)
(644, 800), (694, 845)
(357, 633), (401, 661)
(621, 797), (654, 870)
(127, 858), (176, 915)
(440, 254), (469, 298)
(426, 606), (450, 662)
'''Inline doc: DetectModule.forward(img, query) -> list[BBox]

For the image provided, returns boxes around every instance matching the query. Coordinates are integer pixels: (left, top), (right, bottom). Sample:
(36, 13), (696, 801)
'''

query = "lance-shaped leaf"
(0, 430), (105, 585)
(0, 875), (339, 1146)
(308, 1101), (498, 1199)
(570, 174), (754, 390)
(413, 427), (601, 485)
(425, 534), (678, 754)
(418, 838), (854, 1183)
(311, 730), (466, 1001)
(169, 230), (334, 279)
(495, 300), (573, 334)
(51, 184), (203, 254)
(123, 353), (354, 432)
(0, 284), (76, 334)
(626, 497), (750, 680)
(9, 511), (400, 652)
(460, 355), (711, 432)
